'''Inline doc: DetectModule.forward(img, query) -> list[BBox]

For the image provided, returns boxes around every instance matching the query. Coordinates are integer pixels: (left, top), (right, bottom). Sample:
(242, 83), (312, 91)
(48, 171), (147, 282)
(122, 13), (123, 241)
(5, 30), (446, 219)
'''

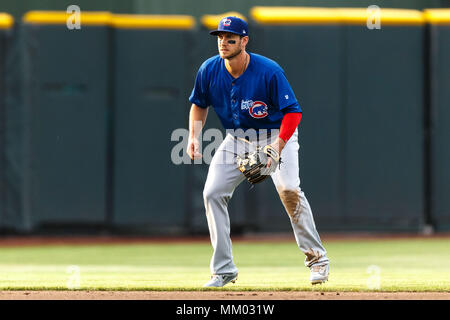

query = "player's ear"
(241, 36), (249, 46)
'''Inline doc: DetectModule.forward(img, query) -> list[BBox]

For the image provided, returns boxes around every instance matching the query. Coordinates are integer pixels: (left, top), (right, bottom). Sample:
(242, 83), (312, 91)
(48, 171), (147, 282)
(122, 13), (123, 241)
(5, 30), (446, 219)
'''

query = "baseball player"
(187, 16), (329, 287)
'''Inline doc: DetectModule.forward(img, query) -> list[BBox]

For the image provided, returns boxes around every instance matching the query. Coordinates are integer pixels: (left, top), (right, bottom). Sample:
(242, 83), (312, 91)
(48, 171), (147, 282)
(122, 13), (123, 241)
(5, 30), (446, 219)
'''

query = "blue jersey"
(189, 52), (301, 130)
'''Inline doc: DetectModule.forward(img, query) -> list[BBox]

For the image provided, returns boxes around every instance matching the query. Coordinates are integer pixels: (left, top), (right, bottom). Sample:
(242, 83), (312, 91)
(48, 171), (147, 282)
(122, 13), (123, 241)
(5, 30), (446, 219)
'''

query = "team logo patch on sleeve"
(249, 101), (268, 118)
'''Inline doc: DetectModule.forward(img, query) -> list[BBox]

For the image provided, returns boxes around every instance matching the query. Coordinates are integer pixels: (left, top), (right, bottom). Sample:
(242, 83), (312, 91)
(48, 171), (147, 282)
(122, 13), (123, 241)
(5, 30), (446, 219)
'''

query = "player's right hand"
(187, 137), (202, 160)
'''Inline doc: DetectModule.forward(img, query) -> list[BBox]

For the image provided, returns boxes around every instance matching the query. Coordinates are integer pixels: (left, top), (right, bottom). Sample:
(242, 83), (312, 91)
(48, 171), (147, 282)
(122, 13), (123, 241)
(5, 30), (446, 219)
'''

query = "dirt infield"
(0, 290), (449, 300)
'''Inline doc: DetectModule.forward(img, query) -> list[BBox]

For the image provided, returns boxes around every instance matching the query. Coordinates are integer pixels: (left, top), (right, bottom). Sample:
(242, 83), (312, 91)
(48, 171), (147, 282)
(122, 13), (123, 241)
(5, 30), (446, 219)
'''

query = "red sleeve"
(279, 112), (302, 142)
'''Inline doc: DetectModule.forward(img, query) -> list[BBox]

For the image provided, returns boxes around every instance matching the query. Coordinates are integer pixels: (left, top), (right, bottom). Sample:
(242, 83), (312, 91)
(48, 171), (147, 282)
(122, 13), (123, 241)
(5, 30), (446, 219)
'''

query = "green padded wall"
(19, 23), (110, 230)
(112, 27), (194, 232)
(429, 24), (450, 231)
(343, 25), (425, 231)
(0, 25), (12, 229)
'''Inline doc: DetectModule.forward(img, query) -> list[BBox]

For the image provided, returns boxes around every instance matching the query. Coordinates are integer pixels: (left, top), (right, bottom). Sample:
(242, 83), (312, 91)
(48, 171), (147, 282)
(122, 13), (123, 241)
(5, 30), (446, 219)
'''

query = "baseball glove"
(236, 145), (281, 184)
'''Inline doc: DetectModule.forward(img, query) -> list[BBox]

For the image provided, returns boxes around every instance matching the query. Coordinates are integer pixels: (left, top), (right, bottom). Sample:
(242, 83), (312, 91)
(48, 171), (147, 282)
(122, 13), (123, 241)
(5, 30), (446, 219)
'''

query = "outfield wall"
(0, 8), (449, 234)
(0, 14), (13, 230)
(425, 9), (450, 231)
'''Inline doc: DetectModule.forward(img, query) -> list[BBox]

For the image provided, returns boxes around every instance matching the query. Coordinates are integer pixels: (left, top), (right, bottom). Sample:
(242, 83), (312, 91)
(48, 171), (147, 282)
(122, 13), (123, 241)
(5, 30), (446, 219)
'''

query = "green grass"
(0, 238), (449, 291)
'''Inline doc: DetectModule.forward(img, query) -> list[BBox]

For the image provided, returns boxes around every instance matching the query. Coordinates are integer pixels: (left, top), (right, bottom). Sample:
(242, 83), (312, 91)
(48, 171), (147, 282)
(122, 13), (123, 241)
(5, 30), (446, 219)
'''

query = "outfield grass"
(0, 238), (449, 291)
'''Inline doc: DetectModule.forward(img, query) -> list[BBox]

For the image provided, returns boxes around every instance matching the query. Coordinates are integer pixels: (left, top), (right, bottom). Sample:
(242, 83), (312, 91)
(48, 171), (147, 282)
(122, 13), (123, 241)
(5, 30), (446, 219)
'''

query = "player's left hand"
(266, 137), (286, 168)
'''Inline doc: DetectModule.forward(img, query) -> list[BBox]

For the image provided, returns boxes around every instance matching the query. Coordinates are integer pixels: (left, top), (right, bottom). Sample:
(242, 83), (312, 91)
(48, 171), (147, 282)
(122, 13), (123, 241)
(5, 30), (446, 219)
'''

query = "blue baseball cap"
(209, 16), (248, 37)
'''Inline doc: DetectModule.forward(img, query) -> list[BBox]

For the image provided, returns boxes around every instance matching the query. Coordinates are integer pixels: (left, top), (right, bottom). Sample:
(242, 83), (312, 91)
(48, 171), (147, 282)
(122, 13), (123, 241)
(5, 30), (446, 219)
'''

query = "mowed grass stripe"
(0, 239), (449, 291)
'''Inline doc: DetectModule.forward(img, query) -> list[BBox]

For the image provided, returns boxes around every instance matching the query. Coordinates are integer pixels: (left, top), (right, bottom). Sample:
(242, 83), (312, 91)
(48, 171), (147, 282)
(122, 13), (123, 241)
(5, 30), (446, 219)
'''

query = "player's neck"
(225, 51), (249, 78)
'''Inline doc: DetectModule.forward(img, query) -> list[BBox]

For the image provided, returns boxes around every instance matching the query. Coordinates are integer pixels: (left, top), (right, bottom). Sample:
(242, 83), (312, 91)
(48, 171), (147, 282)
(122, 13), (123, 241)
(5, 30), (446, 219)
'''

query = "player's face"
(217, 32), (245, 59)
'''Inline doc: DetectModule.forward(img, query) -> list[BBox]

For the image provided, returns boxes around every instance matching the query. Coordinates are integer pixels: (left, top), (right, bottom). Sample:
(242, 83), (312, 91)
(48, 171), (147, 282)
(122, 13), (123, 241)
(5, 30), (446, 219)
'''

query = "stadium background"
(0, 0), (449, 237)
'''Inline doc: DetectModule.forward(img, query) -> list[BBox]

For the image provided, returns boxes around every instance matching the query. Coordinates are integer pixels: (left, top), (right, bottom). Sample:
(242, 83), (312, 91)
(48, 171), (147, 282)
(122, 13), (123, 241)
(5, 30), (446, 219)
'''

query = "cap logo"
(223, 18), (232, 26)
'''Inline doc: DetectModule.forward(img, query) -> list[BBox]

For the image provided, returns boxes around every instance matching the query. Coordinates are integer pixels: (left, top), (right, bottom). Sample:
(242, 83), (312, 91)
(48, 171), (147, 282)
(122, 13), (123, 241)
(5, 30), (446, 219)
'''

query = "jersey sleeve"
(269, 71), (302, 113)
(189, 65), (210, 109)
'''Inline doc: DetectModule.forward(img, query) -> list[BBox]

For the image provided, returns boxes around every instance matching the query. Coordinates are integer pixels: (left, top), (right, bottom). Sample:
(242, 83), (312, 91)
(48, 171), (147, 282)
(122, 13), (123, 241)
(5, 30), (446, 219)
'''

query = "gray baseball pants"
(203, 129), (329, 275)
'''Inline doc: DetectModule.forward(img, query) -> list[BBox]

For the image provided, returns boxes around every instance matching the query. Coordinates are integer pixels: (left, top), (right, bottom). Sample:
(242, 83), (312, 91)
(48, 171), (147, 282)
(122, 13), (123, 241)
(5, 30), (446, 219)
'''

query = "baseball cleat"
(310, 264), (329, 285)
(203, 272), (238, 287)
